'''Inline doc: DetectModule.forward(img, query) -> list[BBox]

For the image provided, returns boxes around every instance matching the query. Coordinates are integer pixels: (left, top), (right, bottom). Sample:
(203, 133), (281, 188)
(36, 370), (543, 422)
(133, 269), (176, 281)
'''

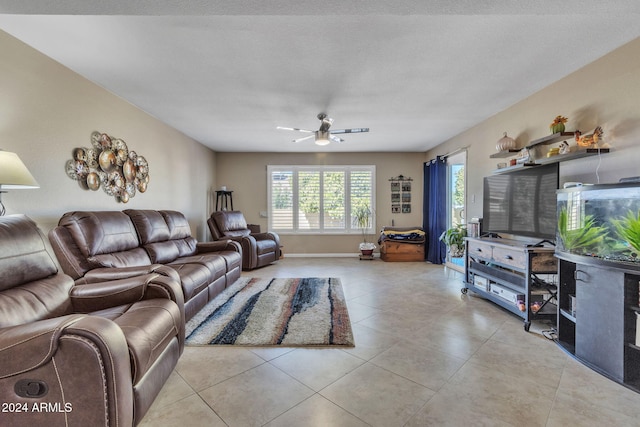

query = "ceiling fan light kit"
(315, 131), (331, 146)
(278, 113), (369, 146)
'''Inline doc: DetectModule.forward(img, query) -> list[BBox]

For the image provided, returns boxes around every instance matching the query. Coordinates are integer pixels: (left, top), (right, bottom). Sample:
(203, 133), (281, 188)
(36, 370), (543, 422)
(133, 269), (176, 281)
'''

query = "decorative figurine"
(575, 126), (604, 147)
(550, 115), (568, 134)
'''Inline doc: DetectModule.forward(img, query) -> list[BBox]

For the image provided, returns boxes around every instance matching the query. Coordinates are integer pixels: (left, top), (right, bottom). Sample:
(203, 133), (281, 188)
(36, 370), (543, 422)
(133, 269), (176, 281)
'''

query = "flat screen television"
(482, 163), (559, 241)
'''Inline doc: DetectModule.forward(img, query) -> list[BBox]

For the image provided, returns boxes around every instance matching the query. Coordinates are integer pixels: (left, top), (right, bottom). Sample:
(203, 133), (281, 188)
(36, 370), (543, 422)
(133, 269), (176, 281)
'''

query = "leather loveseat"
(49, 209), (242, 321)
(208, 210), (280, 270)
(0, 214), (184, 426)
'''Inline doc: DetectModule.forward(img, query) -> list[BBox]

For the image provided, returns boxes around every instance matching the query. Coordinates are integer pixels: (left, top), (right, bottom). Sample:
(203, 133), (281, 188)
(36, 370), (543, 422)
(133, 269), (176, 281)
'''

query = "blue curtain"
(423, 157), (447, 264)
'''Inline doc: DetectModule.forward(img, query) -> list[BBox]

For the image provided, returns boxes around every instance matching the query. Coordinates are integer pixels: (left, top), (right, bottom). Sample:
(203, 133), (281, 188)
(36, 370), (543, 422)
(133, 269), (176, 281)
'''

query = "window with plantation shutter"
(267, 165), (375, 234)
(270, 170), (293, 230)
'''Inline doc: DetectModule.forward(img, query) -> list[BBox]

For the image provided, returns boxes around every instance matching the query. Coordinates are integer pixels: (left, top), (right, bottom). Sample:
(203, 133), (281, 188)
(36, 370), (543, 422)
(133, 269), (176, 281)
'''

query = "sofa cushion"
(159, 210), (198, 257)
(124, 209), (171, 244)
(214, 250), (243, 273)
(165, 263), (211, 301)
(91, 247), (153, 268)
(173, 236), (198, 257)
(0, 275), (74, 328)
(144, 241), (180, 264)
(169, 254), (227, 279)
(160, 210), (192, 240)
(0, 215), (59, 290)
(58, 211), (141, 257)
(125, 210), (195, 263)
(213, 211), (248, 233)
(91, 298), (181, 384)
(256, 239), (278, 255)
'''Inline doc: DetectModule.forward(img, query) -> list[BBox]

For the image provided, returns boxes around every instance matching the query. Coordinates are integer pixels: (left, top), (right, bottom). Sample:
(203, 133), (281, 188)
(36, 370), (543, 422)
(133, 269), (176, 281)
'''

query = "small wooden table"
(215, 190), (233, 211)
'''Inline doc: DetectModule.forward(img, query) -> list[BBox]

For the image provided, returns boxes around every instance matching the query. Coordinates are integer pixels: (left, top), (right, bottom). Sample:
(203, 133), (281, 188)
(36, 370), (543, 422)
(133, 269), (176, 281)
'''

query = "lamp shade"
(0, 151), (39, 190)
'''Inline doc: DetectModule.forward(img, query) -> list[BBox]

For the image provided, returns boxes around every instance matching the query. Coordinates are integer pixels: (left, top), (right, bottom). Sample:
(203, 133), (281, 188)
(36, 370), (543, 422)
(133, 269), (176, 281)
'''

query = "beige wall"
(215, 152), (424, 254)
(7, 24), (638, 253)
(0, 30), (217, 240)
(426, 37), (640, 221)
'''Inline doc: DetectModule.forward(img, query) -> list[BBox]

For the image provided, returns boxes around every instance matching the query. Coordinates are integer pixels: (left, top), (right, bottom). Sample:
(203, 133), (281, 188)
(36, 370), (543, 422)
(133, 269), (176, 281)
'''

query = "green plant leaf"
(439, 224), (467, 247)
(612, 209), (640, 254)
(557, 207), (607, 253)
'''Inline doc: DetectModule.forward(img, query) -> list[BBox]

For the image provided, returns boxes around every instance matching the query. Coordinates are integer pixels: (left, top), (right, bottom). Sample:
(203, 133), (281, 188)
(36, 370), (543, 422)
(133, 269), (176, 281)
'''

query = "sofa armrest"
(78, 264), (180, 284)
(197, 239), (242, 254)
(0, 314), (88, 378)
(70, 274), (184, 316)
(252, 232), (280, 246)
(0, 315), (134, 427)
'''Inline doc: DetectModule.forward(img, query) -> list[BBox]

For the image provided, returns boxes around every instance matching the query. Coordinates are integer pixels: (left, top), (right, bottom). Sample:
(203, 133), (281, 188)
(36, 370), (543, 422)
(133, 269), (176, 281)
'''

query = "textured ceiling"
(1, 1), (639, 152)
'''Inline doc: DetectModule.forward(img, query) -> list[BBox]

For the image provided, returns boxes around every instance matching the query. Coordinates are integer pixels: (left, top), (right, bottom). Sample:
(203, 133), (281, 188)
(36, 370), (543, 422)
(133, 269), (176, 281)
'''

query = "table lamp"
(0, 150), (39, 215)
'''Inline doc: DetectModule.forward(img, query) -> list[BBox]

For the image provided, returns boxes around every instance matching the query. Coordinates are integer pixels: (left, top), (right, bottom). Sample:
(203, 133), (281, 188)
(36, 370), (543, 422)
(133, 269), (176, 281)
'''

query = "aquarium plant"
(612, 209), (640, 255)
(557, 207), (608, 254)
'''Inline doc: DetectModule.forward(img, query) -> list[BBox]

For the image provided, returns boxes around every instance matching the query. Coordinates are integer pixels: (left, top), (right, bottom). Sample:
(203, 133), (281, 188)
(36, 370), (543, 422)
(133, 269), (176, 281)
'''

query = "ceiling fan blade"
(277, 126), (314, 133)
(330, 135), (344, 143)
(330, 128), (369, 134)
(292, 135), (315, 143)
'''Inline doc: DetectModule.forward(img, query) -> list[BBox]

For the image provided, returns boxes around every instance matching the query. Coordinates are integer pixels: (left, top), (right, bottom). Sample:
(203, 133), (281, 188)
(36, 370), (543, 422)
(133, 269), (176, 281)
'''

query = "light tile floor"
(139, 258), (640, 426)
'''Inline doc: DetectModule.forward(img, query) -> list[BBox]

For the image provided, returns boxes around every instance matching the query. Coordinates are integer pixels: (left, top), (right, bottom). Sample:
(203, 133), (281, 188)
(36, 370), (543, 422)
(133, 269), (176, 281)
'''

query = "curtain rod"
(441, 145), (469, 159)
(427, 145), (469, 164)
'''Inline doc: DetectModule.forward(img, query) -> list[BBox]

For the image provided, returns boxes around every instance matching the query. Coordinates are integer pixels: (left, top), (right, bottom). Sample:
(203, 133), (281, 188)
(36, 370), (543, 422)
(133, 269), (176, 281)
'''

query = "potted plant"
(353, 205), (376, 257)
(439, 224), (467, 257)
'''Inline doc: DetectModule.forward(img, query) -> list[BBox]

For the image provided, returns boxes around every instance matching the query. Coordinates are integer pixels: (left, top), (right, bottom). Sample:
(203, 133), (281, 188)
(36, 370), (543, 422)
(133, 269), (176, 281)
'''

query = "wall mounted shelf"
(492, 148), (610, 174)
(525, 131), (576, 149)
(490, 132), (576, 159)
(490, 149), (521, 159)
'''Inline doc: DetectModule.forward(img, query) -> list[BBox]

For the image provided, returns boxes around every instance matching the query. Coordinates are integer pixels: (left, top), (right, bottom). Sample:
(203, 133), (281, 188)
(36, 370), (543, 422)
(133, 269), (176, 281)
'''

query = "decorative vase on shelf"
(550, 122), (565, 134)
(550, 116), (568, 134)
(496, 132), (516, 152)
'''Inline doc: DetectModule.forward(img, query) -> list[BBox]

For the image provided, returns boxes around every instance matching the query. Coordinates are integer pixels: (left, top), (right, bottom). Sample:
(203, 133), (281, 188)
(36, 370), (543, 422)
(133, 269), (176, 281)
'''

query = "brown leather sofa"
(208, 210), (280, 270)
(0, 214), (184, 426)
(49, 209), (242, 321)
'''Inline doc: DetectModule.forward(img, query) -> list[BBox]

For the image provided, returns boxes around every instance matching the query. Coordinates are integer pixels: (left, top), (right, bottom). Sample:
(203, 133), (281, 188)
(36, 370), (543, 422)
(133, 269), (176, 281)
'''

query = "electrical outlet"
(259, 211), (268, 218)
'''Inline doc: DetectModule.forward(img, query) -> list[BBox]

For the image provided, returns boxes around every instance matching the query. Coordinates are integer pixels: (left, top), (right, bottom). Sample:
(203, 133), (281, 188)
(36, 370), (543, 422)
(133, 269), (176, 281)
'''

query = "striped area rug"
(185, 277), (354, 346)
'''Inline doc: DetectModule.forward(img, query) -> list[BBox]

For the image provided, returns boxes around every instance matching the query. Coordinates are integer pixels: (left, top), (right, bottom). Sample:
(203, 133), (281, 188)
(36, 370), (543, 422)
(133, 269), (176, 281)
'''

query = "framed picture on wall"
(389, 175), (413, 214)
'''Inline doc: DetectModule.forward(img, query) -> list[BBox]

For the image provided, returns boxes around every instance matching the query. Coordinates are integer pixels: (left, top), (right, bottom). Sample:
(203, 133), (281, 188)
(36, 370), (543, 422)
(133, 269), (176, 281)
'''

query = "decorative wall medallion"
(65, 131), (150, 203)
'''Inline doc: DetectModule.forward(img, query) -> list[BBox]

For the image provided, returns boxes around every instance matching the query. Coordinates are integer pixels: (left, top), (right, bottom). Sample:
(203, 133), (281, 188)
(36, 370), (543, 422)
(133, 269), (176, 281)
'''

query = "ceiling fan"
(277, 113), (369, 146)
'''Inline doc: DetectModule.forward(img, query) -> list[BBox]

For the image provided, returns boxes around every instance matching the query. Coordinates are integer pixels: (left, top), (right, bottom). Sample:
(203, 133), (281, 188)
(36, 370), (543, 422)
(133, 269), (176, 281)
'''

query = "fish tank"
(556, 182), (640, 269)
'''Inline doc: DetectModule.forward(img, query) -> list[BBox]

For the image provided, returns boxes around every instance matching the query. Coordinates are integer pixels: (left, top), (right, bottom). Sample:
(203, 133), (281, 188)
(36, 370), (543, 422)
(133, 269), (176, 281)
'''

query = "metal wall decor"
(65, 131), (150, 203)
(389, 175), (412, 213)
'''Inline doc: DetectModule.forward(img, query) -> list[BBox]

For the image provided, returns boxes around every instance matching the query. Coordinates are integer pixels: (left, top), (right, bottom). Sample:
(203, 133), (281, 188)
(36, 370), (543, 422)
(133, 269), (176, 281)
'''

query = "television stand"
(528, 239), (556, 248)
(480, 232), (501, 238)
(462, 237), (558, 331)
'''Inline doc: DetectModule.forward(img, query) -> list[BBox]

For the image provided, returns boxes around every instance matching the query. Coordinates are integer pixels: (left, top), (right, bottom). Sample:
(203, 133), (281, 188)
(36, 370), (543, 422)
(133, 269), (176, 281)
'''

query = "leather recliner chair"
(0, 215), (185, 426)
(208, 211), (280, 270)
